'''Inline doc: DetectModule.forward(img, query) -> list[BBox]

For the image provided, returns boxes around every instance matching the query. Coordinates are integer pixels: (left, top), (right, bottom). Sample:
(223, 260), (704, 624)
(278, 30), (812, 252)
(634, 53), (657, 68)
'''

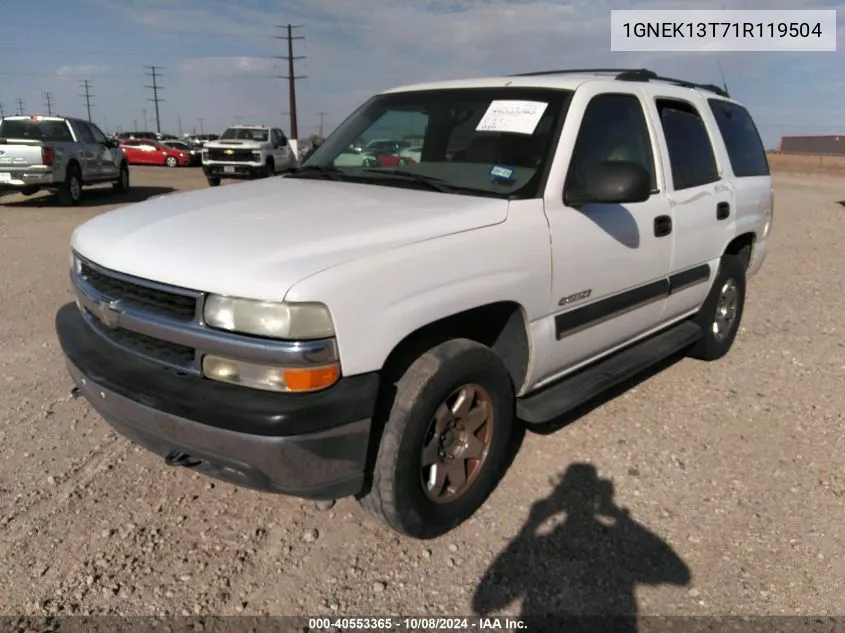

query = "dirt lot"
(0, 164), (844, 622)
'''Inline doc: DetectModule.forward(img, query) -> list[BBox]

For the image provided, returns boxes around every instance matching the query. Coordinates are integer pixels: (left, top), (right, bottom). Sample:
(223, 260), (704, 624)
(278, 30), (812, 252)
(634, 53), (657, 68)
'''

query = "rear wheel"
(357, 338), (515, 539)
(112, 163), (130, 192)
(688, 253), (746, 361)
(207, 177), (221, 187)
(57, 164), (82, 206)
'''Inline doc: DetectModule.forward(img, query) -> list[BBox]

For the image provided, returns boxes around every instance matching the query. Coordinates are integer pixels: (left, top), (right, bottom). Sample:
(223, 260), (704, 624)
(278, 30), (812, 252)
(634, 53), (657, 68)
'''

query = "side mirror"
(565, 160), (651, 207)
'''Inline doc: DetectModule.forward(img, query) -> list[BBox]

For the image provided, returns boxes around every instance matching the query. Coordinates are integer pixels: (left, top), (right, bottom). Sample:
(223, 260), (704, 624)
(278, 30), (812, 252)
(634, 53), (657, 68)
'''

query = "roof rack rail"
(509, 68), (643, 77)
(614, 69), (730, 98)
(509, 67), (730, 98)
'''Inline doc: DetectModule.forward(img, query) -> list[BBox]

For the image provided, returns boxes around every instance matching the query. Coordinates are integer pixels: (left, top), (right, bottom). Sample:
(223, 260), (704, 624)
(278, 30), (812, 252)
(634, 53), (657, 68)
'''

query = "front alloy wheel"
(358, 338), (515, 539)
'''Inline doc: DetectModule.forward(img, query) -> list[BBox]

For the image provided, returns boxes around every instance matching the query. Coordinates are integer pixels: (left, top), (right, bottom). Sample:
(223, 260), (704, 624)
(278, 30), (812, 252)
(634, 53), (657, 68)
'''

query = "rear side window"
(708, 99), (769, 177)
(0, 119), (73, 142)
(656, 99), (719, 191)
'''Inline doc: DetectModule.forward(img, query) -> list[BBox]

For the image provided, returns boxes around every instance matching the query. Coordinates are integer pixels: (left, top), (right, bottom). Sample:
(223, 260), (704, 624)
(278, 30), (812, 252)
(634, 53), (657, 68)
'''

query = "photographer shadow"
(473, 463), (691, 633)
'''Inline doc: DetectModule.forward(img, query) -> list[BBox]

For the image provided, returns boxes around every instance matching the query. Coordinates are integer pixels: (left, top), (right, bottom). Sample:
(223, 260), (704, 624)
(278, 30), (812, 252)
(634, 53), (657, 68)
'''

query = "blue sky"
(0, 0), (842, 147)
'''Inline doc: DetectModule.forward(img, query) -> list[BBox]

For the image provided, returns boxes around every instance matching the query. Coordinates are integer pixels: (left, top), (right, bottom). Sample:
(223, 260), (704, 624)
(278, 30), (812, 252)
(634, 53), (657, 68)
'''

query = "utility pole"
(274, 24), (306, 140)
(17, 98), (25, 115)
(318, 112), (326, 137)
(142, 108), (148, 131)
(178, 116), (182, 137)
(0, 103), (6, 118)
(198, 118), (204, 135)
(133, 119), (138, 132)
(80, 80), (94, 121)
(144, 65), (164, 134)
(43, 92), (54, 116)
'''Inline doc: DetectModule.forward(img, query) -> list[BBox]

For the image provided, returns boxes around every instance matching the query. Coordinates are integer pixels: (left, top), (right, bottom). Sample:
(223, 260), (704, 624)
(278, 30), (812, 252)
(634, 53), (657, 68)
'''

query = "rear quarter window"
(708, 99), (769, 177)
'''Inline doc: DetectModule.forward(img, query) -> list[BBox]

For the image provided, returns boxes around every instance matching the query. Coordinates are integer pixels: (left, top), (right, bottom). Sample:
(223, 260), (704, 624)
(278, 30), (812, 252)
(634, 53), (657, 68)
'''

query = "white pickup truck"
(201, 124), (299, 186)
(56, 69), (772, 538)
(0, 115), (130, 205)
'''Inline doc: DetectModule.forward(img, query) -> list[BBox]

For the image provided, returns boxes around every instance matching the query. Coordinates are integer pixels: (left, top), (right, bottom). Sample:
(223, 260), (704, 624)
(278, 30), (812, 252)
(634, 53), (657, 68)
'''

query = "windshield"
(220, 127), (269, 142)
(297, 87), (572, 198)
(0, 119), (74, 142)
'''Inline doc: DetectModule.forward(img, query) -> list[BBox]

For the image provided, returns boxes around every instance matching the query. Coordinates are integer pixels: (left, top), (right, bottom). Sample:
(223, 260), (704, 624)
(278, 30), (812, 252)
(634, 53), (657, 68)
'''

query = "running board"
(517, 320), (702, 424)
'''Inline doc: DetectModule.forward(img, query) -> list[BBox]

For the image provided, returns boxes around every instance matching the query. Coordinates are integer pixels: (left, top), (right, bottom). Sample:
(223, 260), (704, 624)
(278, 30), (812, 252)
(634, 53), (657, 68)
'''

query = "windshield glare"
(301, 87), (571, 198)
(220, 128), (269, 142)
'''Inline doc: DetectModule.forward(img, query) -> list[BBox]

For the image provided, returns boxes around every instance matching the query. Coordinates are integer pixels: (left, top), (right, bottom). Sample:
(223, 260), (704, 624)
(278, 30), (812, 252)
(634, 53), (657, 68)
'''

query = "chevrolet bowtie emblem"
(94, 299), (121, 329)
(224, 149), (233, 154)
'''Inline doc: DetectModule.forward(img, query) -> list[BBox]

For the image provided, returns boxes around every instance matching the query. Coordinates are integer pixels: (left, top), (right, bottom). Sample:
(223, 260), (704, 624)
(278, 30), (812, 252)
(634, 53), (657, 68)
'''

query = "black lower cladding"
(55, 302), (380, 437)
(555, 264), (711, 339)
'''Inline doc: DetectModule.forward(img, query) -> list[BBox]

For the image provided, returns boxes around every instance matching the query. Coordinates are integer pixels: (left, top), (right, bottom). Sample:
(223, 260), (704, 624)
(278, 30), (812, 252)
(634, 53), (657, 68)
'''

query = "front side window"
(296, 87), (572, 199)
(566, 93), (657, 196)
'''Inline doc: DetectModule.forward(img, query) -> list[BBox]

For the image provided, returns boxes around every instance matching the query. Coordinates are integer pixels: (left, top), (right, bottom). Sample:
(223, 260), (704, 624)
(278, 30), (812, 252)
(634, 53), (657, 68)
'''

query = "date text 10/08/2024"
(308, 617), (527, 630)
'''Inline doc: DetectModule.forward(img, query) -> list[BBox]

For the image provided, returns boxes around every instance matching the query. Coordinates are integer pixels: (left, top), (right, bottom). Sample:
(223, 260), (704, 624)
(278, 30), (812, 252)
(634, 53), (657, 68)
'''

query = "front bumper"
(203, 162), (264, 179)
(56, 302), (380, 500)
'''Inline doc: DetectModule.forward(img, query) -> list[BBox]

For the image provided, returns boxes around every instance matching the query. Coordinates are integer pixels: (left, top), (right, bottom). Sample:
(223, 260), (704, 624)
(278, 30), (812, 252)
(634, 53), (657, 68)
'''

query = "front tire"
(358, 338), (515, 539)
(165, 156), (178, 168)
(207, 177), (220, 187)
(688, 254), (746, 361)
(263, 159), (274, 177)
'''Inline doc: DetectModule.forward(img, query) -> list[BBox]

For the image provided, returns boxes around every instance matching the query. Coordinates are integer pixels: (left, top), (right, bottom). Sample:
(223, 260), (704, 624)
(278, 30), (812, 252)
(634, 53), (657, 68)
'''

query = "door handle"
(717, 202), (730, 220)
(654, 215), (672, 237)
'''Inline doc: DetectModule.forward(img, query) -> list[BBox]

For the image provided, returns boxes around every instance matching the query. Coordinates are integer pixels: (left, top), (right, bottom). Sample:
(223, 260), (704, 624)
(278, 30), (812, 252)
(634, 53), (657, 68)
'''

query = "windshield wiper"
(288, 165), (345, 181)
(359, 168), (455, 193)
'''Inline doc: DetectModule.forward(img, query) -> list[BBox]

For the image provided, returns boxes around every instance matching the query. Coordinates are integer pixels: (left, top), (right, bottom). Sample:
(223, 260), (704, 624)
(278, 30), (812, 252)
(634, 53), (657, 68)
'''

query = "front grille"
(80, 261), (197, 321)
(208, 148), (255, 162)
(85, 309), (196, 369)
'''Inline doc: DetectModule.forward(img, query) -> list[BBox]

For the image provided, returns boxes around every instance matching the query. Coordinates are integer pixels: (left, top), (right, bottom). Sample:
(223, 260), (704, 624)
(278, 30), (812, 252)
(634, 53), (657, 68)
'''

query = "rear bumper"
(55, 302), (380, 499)
(0, 169), (58, 189)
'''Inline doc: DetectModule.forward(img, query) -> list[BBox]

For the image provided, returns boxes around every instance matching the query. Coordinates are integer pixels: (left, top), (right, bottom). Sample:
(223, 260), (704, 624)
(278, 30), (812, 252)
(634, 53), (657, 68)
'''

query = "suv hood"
(71, 177), (508, 301)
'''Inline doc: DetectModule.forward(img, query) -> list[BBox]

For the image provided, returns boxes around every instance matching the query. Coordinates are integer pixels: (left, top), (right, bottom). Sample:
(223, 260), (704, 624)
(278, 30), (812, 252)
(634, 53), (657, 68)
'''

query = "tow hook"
(70, 386), (81, 399)
(164, 450), (201, 468)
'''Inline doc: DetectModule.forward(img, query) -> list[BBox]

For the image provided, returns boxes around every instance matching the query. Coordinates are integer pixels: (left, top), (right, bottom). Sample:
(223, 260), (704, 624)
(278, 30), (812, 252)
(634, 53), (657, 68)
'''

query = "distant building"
(779, 135), (845, 156)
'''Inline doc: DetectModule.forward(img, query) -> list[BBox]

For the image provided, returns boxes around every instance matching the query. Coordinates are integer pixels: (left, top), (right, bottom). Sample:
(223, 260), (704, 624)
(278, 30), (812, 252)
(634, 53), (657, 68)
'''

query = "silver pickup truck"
(0, 115), (130, 205)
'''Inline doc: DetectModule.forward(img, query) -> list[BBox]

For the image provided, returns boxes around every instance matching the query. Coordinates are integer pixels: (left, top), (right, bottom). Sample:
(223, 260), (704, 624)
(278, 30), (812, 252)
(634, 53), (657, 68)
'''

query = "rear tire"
(57, 164), (82, 206)
(357, 338), (515, 539)
(112, 163), (130, 192)
(207, 177), (220, 187)
(688, 254), (746, 361)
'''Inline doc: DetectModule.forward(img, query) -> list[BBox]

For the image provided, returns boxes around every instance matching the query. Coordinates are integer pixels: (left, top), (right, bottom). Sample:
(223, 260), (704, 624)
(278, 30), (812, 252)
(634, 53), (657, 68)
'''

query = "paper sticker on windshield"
(489, 165), (515, 181)
(476, 100), (548, 135)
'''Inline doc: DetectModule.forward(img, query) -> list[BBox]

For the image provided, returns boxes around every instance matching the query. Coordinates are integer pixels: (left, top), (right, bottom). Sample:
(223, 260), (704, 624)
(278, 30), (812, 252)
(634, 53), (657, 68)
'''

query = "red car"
(119, 138), (190, 167)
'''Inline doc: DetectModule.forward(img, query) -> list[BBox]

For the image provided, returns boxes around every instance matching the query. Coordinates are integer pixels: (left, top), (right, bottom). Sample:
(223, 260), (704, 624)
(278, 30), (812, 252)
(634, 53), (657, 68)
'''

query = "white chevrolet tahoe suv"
(202, 124), (298, 186)
(57, 69), (772, 539)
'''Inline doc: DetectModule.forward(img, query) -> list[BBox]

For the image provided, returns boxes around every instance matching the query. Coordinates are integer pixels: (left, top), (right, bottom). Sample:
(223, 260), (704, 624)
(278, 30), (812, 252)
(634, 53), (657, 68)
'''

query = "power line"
(273, 24), (306, 140)
(80, 80), (94, 121)
(16, 98), (25, 115)
(43, 92), (55, 116)
(144, 65), (165, 134)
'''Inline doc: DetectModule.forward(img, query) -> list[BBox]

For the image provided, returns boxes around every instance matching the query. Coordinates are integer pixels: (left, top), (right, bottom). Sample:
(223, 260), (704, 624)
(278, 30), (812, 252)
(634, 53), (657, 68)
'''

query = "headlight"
(69, 250), (80, 274)
(203, 295), (335, 340)
(252, 151), (261, 161)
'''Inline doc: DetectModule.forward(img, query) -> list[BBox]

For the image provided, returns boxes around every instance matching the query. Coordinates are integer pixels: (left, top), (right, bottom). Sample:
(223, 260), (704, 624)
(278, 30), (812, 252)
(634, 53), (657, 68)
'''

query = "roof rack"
(509, 68), (730, 98)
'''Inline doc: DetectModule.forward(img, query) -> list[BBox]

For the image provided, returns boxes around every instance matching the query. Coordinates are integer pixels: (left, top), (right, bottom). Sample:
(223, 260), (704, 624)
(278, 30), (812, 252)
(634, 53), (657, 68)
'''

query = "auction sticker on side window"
(476, 100), (548, 135)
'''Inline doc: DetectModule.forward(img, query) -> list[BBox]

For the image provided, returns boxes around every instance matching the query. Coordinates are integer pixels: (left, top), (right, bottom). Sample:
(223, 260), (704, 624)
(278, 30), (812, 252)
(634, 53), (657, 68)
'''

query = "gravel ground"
(0, 166), (843, 621)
